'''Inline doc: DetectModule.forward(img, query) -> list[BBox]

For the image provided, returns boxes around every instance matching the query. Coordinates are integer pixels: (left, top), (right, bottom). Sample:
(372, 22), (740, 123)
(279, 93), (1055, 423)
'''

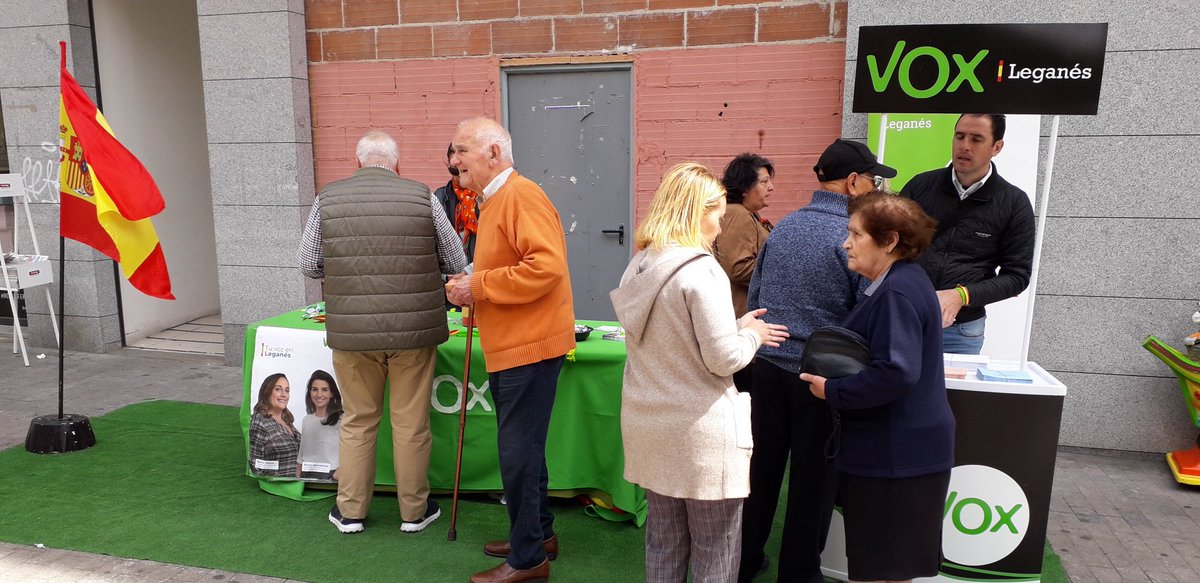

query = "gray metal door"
(504, 66), (632, 321)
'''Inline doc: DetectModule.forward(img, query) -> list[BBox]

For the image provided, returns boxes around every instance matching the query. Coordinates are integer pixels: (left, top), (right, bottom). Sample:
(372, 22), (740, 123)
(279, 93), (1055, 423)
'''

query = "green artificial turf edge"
(0, 400), (1071, 583)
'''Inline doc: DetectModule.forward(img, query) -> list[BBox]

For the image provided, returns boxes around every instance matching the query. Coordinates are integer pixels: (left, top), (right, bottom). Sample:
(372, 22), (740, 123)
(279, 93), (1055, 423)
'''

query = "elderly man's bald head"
(456, 117), (514, 164)
(355, 130), (399, 169)
(450, 118), (515, 194)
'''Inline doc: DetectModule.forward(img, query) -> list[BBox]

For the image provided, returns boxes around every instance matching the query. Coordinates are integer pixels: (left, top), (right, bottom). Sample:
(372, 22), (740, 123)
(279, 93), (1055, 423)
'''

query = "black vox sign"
(853, 23), (1108, 115)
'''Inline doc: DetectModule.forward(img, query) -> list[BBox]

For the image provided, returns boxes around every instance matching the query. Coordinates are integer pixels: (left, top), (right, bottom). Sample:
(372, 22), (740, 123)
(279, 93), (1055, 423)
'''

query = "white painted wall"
(93, 0), (220, 341)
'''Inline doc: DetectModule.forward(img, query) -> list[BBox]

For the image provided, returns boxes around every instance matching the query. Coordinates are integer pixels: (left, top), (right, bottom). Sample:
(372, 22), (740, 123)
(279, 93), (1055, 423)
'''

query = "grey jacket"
(748, 190), (867, 373)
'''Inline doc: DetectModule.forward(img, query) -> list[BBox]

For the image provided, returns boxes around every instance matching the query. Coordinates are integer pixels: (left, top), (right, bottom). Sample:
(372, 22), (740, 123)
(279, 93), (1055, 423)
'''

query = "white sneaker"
(400, 499), (441, 533)
(328, 505), (364, 534)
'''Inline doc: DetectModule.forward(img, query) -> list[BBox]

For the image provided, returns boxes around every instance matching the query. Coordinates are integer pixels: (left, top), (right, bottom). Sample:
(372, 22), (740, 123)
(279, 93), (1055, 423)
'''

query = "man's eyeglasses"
(858, 173), (886, 190)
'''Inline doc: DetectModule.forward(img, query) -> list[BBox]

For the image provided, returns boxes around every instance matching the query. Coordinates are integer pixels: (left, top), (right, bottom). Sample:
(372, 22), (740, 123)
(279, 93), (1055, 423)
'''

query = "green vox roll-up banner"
(849, 115), (1053, 583)
(843, 21), (1101, 583)
(866, 112), (1040, 361)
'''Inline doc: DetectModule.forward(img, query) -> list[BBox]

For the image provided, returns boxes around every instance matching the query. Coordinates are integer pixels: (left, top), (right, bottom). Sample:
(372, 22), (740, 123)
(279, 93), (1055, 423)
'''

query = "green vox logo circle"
(942, 464), (1029, 566)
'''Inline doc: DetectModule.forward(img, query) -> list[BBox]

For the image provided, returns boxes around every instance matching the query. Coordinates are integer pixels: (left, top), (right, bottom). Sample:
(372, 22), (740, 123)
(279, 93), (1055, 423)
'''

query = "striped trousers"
(645, 489), (744, 583)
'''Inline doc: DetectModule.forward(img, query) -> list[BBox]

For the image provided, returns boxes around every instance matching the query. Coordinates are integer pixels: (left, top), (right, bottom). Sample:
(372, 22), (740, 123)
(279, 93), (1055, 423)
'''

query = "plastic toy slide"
(1143, 336), (1200, 485)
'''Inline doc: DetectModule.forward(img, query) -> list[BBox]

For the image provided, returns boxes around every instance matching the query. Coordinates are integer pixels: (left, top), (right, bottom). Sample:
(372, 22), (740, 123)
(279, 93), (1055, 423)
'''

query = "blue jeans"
(489, 356), (564, 569)
(942, 317), (986, 355)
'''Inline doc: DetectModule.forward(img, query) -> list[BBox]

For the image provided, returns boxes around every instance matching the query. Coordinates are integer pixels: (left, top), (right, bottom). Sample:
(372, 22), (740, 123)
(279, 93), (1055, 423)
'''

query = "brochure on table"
(946, 358), (1066, 396)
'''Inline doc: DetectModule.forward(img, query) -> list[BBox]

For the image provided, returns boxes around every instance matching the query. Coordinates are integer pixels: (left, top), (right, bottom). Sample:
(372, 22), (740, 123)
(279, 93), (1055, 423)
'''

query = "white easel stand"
(0, 173), (61, 366)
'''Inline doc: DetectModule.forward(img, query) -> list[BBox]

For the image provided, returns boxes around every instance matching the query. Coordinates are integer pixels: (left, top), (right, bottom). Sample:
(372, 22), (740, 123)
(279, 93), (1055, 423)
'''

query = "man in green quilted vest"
(299, 130), (466, 535)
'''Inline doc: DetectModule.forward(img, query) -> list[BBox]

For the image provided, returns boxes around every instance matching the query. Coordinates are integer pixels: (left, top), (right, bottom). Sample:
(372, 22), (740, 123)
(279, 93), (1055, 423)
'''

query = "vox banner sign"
(853, 23), (1108, 115)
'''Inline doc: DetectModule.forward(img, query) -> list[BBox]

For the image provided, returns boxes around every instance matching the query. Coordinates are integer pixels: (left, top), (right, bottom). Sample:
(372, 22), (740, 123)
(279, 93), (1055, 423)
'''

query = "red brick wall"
(633, 43), (846, 223)
(309, 59), (501, 188)
(307, 0), (844, 61)
(306, 0), (847, 223)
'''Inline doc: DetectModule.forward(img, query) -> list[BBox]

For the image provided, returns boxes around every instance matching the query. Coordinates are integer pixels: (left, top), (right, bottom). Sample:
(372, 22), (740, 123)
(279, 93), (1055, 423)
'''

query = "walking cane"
(448, 304), (475, 541)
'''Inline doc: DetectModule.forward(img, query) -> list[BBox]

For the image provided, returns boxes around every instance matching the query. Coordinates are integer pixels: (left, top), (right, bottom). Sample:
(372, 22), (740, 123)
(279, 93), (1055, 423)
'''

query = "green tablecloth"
(240, 307), (645, 525)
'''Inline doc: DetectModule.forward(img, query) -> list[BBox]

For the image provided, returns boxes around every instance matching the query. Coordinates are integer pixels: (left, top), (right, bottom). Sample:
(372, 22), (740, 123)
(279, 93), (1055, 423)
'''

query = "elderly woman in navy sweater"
(801, 192), (955, 583)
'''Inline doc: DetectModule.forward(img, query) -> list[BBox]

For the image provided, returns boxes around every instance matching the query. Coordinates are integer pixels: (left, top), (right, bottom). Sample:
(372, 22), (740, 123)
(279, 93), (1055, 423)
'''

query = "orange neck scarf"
(452, 178), (478, 243)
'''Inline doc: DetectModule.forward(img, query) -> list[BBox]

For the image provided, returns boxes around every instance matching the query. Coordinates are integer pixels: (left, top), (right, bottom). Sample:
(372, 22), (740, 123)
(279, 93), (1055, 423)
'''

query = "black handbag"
(800, 326), (871, 460)
(800, 326), (870, 380)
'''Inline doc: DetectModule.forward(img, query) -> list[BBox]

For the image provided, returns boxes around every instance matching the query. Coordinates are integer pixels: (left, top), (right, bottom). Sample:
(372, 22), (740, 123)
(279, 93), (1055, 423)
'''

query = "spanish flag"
(58, 42), (174, 300)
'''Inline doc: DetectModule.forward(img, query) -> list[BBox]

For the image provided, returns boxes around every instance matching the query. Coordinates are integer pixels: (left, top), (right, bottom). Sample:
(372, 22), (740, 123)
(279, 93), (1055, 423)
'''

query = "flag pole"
(57, 44), (69, 420)
(85, 0), (128, 347)
(24, 41), (96, 454)
(57, 234), (64, 419)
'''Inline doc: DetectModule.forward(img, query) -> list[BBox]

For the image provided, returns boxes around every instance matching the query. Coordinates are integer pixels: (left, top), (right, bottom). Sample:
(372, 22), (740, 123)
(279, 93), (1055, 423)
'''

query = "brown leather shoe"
(469, 559), (550, 583)
(483, 535), (558, 561)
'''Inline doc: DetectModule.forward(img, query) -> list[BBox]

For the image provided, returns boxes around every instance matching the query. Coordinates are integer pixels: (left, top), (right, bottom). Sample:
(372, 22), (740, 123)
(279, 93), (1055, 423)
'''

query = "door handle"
(601, 224), (625, 245)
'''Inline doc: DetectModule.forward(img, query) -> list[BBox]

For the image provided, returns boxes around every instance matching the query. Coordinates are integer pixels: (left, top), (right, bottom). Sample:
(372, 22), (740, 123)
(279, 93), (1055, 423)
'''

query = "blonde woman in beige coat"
(610, 163), (788, 583)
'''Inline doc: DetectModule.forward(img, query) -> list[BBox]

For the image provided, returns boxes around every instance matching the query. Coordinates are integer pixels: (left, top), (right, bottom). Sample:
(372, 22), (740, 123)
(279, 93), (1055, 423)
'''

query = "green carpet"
(0, 400), (1070, 582)
(0, 401), (642, 582)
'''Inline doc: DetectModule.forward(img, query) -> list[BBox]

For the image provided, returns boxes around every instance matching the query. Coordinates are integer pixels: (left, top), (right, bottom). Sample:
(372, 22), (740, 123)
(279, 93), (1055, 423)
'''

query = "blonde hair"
(634, 162), (726, 252)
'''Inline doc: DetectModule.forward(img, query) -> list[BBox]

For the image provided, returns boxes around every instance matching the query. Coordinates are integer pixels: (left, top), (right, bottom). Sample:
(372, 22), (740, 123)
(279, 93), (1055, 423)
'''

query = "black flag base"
(25, 414), (96, 454)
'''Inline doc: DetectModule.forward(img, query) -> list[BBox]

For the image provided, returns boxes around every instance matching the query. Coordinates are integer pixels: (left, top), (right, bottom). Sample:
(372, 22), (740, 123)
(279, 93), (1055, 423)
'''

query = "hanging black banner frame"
(853, 23), (1108, 115)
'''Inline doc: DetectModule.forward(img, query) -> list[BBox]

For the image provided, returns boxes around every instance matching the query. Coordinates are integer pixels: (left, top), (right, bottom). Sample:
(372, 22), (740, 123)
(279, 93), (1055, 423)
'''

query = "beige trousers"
(332, 346), (437, 522)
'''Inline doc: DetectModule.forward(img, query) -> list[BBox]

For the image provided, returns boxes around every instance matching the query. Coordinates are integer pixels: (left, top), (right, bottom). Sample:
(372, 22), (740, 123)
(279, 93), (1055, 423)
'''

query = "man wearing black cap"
(900, 114), (1035, 354)
(739, 139), (896, 583)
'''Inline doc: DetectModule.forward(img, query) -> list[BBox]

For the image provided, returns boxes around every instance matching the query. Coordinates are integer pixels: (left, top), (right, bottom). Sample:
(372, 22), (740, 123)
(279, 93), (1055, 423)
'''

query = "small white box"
(2, 254), (52, 288)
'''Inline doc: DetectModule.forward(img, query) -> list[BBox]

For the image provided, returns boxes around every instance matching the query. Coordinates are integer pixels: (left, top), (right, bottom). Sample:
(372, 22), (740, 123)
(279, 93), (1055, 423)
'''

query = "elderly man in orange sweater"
(447, 117), (575, 583)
